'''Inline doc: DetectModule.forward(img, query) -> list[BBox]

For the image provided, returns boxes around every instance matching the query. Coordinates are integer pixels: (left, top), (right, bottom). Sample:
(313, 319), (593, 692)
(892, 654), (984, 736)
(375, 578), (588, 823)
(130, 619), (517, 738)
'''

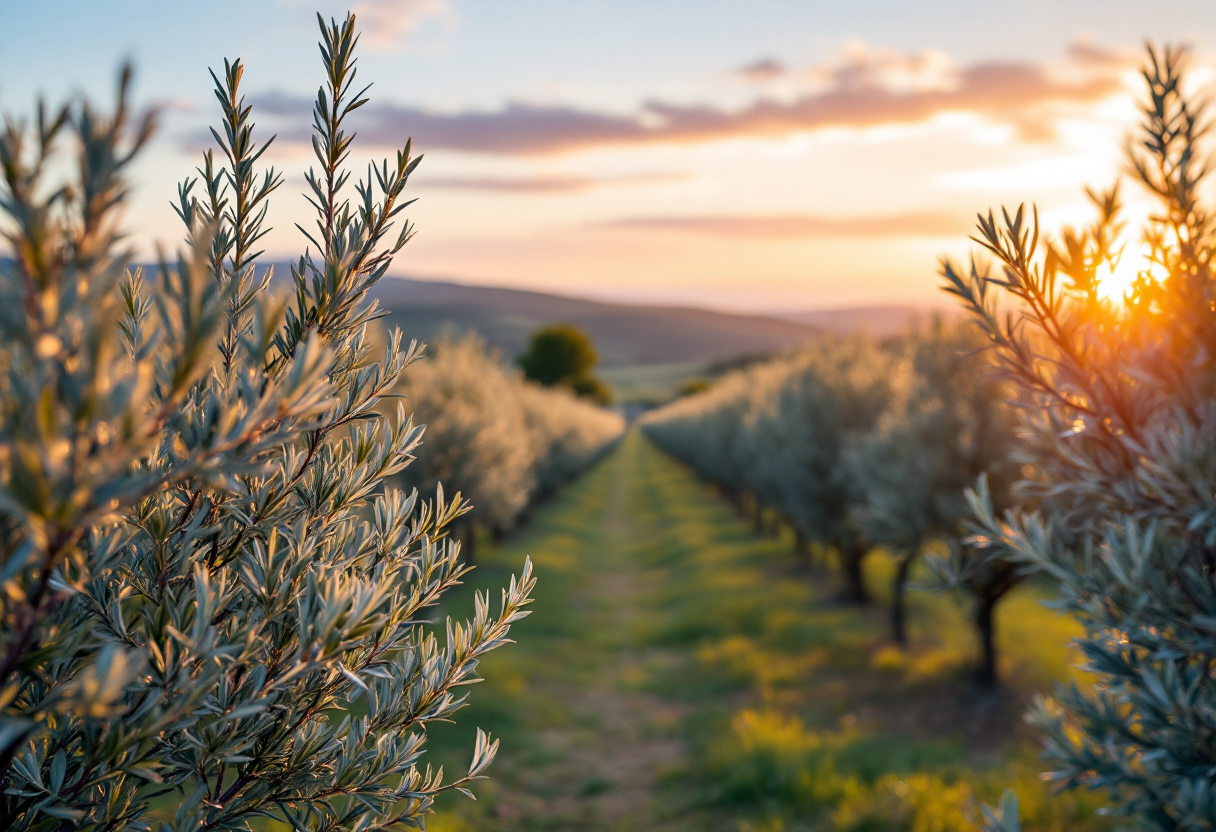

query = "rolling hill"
(367, 276), (821, 369)
(126, 263), (937, 400)
(770, 304), (952, 337)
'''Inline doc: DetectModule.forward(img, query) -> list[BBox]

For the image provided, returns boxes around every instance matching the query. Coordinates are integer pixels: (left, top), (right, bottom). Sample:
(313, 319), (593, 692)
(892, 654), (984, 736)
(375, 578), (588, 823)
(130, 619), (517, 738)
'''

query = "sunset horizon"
(4, 6), (1215, 831)
(4, 0), (1214, 312)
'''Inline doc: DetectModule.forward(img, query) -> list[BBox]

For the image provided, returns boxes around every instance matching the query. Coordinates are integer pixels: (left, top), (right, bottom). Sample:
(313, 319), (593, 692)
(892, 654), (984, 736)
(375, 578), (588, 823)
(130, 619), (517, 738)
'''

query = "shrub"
(517, 381), (625, 497)
(0, 14), (536, 830)
(395, 335), (539, 547)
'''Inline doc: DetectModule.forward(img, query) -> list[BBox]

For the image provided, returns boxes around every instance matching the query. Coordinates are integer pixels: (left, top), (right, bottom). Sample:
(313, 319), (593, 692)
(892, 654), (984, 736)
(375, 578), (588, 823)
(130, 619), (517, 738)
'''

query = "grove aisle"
(422, 431), (1102, 832)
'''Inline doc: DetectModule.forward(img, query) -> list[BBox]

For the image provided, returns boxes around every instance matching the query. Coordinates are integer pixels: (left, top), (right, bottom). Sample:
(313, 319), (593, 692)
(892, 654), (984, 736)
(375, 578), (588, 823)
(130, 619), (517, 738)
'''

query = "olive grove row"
(393, 334), (624, 557)
(640, 322), (1021, 685)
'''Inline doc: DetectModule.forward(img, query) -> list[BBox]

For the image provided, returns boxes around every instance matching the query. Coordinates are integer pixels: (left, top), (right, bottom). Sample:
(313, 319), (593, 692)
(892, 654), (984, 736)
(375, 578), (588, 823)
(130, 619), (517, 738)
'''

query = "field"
(420, 432), (1110, 832)
(598, 361), (710, 403)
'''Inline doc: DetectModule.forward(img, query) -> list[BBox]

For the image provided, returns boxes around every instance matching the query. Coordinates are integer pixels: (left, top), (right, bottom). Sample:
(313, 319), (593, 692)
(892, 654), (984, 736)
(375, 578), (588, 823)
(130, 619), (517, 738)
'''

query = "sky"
(3, 0), (1216, 313)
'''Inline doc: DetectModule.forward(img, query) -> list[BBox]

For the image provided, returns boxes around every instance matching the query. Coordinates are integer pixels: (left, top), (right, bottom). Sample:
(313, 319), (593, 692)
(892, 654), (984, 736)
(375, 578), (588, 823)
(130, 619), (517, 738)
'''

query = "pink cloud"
(232, 41), (1133, 156)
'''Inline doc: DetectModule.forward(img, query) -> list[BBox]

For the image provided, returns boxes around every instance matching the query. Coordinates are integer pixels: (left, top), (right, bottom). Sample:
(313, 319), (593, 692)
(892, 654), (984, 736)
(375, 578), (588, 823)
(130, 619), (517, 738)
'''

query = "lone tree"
(517, 323), (611, 404)
(945, 45), (1216, 829)
(0, 14), (534, 831)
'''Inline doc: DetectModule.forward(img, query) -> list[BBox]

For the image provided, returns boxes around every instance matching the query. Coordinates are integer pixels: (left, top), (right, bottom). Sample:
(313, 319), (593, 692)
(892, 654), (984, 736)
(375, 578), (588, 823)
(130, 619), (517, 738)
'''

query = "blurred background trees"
(845, 321), (1021, 682)
(641, 325), (1021, 677)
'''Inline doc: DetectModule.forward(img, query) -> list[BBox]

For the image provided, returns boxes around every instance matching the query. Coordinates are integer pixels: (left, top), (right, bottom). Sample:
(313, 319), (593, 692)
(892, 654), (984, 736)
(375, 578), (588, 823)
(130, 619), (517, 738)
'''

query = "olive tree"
(395, 334), (623, 555)
(845, 321), (1021, 682)
(0, 14), (535, 830)
(642, 338), (896, 603)
(945, 45), (1216, 829)
(395, 335), (540, 558)
(517, 382), (625, 499)
(757, 338), (896, 603)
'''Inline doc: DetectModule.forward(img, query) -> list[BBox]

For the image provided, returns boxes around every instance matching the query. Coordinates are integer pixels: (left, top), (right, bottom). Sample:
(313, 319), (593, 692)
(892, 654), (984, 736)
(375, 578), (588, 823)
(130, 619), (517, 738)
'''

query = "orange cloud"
(416, 172), (686, 193)
(597, 211), (970, 238)
(243, 41), (1131, 156)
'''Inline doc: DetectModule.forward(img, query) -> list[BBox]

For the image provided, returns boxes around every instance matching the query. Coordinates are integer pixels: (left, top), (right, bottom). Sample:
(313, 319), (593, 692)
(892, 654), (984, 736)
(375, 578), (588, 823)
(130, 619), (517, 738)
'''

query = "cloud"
(273, 0), (454, 51)
(235, 41), (1132, 156)
(735, 58), (788, 83)
(1067, 39), (1135, 67)
(416, 172), (686, 193)
(597, 211), (969, 238)
(350, 0), (454, 51)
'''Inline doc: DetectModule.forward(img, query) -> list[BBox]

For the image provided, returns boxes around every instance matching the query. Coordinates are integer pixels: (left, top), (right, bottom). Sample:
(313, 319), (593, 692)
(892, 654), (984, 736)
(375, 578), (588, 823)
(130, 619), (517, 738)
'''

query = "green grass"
(420, 432), (1110, 831)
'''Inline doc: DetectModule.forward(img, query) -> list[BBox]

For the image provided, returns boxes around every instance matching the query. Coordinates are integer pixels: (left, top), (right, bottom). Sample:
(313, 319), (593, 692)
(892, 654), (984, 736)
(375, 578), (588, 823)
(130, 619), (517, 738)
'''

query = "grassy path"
(424, 432), (1106, 832)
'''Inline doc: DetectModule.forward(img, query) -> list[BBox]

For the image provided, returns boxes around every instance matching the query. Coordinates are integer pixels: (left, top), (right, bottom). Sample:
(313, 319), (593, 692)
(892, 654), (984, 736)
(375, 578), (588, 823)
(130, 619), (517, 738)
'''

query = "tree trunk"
(729, 490), (743, 516)
(765, 511), (780, 538)
(890, 549), (918, 646)
(753, 500), (764, 535)
(839, 540), (871, 604)
(975, 594), (998, 687)
(794, 528), (810, 568)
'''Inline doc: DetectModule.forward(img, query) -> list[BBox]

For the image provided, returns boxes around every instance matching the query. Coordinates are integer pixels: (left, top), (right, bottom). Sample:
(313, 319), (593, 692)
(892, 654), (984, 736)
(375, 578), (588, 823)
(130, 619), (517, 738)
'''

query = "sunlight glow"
(1095, 248), (1144, 302)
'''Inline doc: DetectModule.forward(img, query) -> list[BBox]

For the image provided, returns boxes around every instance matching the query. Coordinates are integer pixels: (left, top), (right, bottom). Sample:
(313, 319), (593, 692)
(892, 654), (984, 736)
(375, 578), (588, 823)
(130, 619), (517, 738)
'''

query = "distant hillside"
(771, 305), (953, 337)
(367, 276), (821, 369)
(119, 263), (940, 399)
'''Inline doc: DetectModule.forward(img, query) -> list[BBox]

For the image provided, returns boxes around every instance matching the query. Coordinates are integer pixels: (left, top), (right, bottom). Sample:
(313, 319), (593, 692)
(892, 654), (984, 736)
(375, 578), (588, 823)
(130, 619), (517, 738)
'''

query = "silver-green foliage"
(514, 368), (626, 496)
(944, 45), (1216, 829)
(0, 14), (534, 830)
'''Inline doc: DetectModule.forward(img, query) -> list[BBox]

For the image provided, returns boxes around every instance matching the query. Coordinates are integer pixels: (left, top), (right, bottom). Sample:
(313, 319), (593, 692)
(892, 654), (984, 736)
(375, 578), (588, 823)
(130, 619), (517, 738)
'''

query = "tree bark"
(839, 539), (871, 604)
(975, 594), (998, 687)
(890, 549), (918, 646)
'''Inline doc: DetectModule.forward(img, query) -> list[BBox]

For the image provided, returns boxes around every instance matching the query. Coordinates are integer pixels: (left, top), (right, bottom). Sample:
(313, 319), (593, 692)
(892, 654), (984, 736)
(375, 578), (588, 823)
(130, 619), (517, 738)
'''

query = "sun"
(1094, 250), (1142, 302)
